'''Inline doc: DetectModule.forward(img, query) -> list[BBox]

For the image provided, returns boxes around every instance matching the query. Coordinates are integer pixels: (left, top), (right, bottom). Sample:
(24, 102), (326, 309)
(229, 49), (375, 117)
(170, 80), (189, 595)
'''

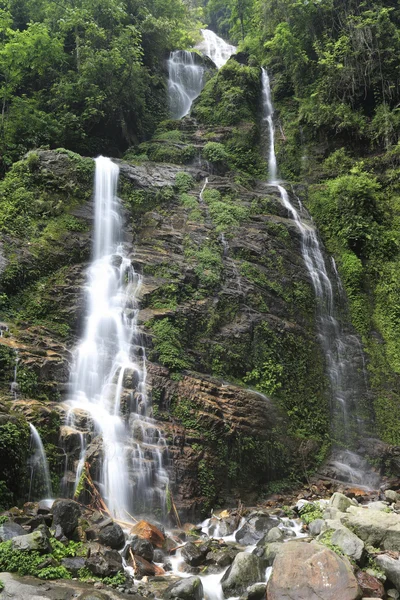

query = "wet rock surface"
(163, 576), (203, 600)
(221, 552), (265, 597)
(266, 540), (361, 600)
(0, 572), (136, 599)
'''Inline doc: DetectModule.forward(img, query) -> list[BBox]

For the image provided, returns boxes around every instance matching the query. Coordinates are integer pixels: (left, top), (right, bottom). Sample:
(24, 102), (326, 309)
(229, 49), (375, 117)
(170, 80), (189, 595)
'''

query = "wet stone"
(181, 542), (210, 567)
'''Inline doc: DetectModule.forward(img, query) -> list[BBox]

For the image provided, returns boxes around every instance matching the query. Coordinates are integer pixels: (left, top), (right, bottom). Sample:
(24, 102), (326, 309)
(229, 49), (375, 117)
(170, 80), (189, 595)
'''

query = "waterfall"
(168, 30), (236, 119)
(260, 68), (374, 462)
(28, 423), (53, 500)
(198, 29), (237, 69)
(63, 156), (169, 520)
(168, 51), (206, 120)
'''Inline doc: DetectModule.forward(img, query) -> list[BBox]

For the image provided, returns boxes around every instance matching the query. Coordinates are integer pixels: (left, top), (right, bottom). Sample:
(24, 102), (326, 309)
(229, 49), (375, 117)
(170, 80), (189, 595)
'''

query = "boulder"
(52, 499), (81, 536)
(86, 543), (123, 577)
(236, 512), (278, 545)
(0, 521), (26, 541)
(164, 576), (203, 600)
(240, 583), (267, 600)
(98, 523), (125, 550)
(367, 501), (390, 511)
(385, 491), (400, 504)
(132, 554), (161, 578)
(221, 552), (265, 597)
(356, 570), (385, 598)
(343, 507), (400, 551)
(61, 556), (86, 576)
(265, 527), (284, 543)
(266, 540), (362, 600)
(375, 554), (400, 590)
(130, 537), (154, 562)
(131, 520), (165, 548)
(329, 492), (354, 513)
(309, 519), (325, 537)
(206, 547), (239, 569)
(330, 527), (365, 561)
(11, 529), (51, 553)
(181, 542), (210, 567)
(208, 515), (237, 537)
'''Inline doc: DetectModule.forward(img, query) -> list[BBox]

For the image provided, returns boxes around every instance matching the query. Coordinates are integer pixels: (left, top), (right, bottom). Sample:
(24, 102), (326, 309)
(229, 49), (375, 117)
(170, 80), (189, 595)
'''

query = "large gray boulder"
(11, 529), (51, 553)
(164, 576), (203, 600)
(329, 527), (365, 561)
(375, 554), (400, 590)
(329, 492), (355, 513)
(0, 522), (26, 541)
(266, 540), (362, 600)
(221, 552), (265, 597)
(343, 507), (400, 551)
(235, 513), (278, 545)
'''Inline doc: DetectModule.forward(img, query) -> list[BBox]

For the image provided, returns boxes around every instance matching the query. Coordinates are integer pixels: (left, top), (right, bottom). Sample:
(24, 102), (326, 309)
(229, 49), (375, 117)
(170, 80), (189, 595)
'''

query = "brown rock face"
(131, 520), (165, 548)
(355, 570), (384, 598)
(266, 541), (362, 600)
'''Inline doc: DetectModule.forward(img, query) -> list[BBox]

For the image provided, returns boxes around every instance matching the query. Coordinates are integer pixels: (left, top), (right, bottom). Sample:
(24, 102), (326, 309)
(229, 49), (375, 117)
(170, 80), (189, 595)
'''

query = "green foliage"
(299, 502), (324, 525)
(202, 188), (249, 232)
(202, 142), (229, 163)
(193, 61), (260, 127)
(0, 0), (200, 168)
(49, 538), (85, 561)
(149, 318), (191, 371)
(0, 540), (72, 579)
(102, 572), (127, 587)
(0, 419), (29, 509)
(318, 530), (343, 556)
(0, 578), (3, 591)
(175, 172), (194, 193)
(185, 241), (223, 288)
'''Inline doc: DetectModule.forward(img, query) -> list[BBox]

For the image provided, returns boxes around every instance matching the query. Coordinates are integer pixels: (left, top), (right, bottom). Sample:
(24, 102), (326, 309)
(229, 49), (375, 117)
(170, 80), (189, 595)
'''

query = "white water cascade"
(63, 156), (169, 520)
(168, 51), (206, 120)
(168, 30), (236, 119)
(28, 423), (53, 501)
(261, 68), (374, 461)
(198, 29), (237, 69)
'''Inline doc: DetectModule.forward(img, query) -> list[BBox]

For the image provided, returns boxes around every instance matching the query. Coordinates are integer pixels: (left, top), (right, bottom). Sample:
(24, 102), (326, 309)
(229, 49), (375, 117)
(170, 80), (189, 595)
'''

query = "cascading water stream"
(168, 30), (236, 119)
(168, 51), (206, 120)
(28, 423), (53, 501)
(198, 29), (237, 69)
(63, 156), (169, 519)
(261, 68), (377, 483)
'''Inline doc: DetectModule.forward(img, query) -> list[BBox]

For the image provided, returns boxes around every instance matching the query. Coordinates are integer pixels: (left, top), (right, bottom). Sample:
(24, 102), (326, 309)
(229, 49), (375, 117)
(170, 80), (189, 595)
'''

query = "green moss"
(202, 189), (249, 233)
(149, 318), (191, 371)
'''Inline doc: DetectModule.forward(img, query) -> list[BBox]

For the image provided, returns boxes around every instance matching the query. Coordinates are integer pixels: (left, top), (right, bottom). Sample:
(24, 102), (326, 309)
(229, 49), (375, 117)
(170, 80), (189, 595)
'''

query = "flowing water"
(168, 30), (236, 119)
(28, 423), (53, 501)
(261, 68), (375, 474)
(168, 51), (206, 119)
(197, 29), (237, 69)
(62, 156), (169, 520)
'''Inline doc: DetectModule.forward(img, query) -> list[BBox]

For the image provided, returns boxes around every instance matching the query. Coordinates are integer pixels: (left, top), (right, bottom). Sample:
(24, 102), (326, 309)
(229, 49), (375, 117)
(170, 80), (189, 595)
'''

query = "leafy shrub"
(203, 142), (229, 163)
(175, 172), (194, 192)
(299, 502), (324, 524)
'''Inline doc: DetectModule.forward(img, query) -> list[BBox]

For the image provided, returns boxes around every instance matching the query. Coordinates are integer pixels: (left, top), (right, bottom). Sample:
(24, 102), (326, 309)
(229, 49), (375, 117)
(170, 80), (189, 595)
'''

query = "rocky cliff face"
(0, 59), (356, 517)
